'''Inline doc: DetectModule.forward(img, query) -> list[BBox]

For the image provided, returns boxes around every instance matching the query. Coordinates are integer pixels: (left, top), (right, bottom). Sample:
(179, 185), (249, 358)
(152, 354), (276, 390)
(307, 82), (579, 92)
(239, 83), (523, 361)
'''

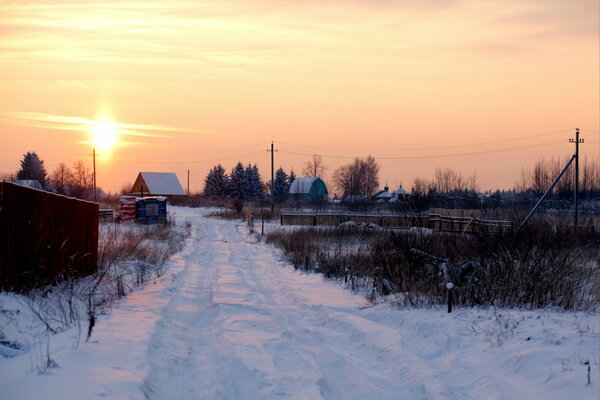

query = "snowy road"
(1, 207), (597, 400)
(141, 209), (441, 400)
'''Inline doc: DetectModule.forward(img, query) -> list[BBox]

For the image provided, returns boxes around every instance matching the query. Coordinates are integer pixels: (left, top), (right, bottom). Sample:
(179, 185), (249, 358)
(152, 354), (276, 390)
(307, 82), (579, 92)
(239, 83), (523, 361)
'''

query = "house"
(373, 185), (393, 202)
(289, 177), (328, 203)
(391, 186), (409, 202)
(130, 172), (185, 196)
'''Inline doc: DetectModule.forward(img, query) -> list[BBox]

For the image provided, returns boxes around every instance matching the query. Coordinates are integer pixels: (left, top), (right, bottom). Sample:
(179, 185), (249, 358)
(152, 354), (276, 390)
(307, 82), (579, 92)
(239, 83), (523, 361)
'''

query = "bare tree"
(302, 154), (328, 179)
(332, 156), (380, 197)
(70, 160), (93, 199)
(0, 172), (16, 182)
(50, 163), (73, 195)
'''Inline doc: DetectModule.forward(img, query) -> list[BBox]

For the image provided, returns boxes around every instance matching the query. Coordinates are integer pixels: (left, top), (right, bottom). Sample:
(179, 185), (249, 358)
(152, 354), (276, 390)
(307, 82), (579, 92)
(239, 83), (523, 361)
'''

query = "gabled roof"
(289, 177), (318, 194)
(131, 172), (185, 196)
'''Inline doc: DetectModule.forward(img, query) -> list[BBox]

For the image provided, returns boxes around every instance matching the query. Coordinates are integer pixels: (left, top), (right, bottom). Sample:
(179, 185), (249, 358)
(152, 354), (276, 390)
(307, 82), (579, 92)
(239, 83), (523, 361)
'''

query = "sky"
(0, 0), (598, 193)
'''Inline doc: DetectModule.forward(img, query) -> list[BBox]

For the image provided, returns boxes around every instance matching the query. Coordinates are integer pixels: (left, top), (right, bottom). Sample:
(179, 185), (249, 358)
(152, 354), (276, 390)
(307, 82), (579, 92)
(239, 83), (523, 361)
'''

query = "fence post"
(447, 282), (454, 313)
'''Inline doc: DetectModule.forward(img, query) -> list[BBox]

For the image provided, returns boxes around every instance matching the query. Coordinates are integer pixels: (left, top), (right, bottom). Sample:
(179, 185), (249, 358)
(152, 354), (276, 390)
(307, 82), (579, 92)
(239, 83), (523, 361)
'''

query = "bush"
(267, 227), (600, 310)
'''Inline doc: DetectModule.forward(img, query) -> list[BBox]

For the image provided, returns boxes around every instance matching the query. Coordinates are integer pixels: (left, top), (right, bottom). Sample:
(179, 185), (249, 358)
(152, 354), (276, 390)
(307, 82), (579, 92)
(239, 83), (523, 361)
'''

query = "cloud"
(1, 111), (200, 143)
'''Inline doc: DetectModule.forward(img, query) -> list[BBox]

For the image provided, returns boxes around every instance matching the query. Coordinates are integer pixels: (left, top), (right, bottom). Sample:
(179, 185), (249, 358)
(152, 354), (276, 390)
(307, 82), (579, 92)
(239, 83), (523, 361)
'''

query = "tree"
(203, 164), (229, 197)
(70, 160), (93, 199)
(272, 167), (290, 203)
(289, 169), (296, 185)
(302, 154), (327, 179)
(229, 162), (245, 199)
(243, 163), (264, 201)
(332, 155), (379, 198)
(0, 172), (16, 182)
(49, 163), (73, 195)
(16, 151), (47, 185)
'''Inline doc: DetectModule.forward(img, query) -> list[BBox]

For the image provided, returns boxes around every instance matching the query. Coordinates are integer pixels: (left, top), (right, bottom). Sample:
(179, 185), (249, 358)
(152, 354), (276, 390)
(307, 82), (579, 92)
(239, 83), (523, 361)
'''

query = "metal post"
(447, 282), (454, 313)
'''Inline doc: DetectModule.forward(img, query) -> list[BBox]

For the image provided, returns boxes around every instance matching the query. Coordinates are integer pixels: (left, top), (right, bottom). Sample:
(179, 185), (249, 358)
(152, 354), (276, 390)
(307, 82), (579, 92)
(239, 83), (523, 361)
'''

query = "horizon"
(1, 0), (598, 193)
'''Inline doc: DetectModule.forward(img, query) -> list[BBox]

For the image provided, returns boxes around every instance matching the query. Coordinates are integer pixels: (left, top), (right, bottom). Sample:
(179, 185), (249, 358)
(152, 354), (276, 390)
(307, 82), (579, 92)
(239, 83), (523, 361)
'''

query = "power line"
(118, 150), (267, 165)
(279, 139), (566, 160)
(277, 128), (573, 152)
(118, 141), (269, 160)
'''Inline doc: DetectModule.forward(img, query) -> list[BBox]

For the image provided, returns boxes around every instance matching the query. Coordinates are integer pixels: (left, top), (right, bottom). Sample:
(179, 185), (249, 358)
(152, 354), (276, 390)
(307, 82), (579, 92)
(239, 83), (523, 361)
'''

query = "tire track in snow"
(142, 220), (223, 399)
(142, 211), (506, 399)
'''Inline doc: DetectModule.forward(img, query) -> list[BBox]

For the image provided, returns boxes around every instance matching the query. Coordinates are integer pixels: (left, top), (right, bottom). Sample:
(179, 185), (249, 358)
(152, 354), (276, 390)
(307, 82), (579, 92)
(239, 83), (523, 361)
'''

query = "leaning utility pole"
(569, 128), (584, 225)
(518, 128), (584, 231)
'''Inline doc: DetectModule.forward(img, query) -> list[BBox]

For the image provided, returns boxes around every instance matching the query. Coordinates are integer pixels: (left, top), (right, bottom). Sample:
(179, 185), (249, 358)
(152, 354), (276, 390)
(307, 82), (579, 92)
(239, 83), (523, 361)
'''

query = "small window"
(146, 203), (158, 216)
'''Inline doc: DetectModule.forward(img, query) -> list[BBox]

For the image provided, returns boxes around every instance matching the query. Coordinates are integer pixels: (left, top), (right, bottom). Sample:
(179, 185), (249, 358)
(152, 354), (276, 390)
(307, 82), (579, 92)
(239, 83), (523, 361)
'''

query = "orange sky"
(1, 0), (598, 193)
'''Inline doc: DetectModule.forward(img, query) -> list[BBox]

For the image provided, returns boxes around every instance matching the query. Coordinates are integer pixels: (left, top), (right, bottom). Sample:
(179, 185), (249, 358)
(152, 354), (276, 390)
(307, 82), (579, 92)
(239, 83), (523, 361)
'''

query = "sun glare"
(91, 120), (117, 151)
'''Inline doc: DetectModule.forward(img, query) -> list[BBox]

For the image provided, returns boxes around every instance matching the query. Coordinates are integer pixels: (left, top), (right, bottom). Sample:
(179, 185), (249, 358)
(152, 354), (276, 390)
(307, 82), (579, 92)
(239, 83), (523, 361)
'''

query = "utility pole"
(569, 128), (584, 225)
(187, 169), (190, 196)
(91, 148), (98, 202)
(267, 141), (277, 212)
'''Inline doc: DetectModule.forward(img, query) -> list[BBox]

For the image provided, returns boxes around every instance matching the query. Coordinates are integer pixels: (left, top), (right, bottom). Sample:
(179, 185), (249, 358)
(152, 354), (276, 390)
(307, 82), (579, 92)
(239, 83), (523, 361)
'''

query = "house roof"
(131, 172), (185, 196)
(373, 190), (393, 199)
(394, 187), (409, 195)
(289, 177), (318, 194)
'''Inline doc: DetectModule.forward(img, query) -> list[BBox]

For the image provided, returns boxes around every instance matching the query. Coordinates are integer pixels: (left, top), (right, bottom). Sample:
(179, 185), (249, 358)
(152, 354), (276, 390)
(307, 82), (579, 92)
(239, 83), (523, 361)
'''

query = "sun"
(91, 120), (117, 151)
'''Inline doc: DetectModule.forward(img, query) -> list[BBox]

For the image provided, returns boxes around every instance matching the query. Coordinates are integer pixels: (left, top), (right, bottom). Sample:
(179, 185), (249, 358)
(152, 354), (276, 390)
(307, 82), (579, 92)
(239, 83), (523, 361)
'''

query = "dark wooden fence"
(0, 182), (98, 291)
(280, 210), (512, 233)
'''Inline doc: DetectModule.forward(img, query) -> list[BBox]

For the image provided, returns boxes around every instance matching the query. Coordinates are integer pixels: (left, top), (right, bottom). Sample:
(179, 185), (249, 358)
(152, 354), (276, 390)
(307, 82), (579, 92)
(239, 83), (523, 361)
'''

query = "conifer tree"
(229, 162), (245, 199)
(203, 164), (229, 197)
(243, 163), (264, 201)
(16, 151), (47, 185)
(273, 167), (290, 203)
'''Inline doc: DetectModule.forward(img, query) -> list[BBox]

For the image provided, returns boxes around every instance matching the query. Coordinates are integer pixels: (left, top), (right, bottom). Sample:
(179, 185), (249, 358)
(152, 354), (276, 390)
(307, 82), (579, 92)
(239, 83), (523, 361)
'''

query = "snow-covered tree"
(229, 162), (245, 199)
(203, 164), (229, 197)
(16, 151), (47, 185)
(272, 167), (290, 203)
(243, 164), (264, 201)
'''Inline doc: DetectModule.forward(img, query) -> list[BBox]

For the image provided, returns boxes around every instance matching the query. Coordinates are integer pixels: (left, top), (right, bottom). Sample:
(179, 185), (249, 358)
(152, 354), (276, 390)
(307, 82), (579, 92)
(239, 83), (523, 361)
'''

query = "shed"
(135, 197), (168, 224)
(130, 172), (185, 196)
(289, 177), (328, 203)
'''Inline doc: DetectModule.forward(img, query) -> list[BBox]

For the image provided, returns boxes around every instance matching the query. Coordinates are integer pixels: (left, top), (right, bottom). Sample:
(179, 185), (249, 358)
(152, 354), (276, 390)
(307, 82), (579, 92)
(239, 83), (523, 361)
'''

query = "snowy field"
(0, 206), (598, 400)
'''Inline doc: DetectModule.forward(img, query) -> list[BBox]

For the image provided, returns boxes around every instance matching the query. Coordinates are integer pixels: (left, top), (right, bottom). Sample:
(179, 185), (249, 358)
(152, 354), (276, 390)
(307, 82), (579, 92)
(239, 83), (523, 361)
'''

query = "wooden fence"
(280, 210), (512, 233)
(0, 182), (98, 291)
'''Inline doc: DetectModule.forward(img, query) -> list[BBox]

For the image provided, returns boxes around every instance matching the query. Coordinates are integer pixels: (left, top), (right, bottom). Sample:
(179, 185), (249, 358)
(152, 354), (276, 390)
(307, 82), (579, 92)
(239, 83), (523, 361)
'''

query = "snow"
(1, 207), (598, 399)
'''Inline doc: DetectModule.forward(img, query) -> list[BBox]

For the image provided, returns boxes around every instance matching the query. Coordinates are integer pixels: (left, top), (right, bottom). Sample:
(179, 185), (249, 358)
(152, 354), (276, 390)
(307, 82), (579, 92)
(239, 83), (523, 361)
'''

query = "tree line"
(4, 150), (599, 207)
(203, 162), (297, 203)
(1, 151), (96, 200)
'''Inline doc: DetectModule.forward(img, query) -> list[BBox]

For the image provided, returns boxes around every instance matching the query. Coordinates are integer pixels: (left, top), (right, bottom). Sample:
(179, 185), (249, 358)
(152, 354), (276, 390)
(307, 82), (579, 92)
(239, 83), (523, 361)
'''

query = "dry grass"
(267, 226), (600, 310)
(18, 220), (191, 346)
